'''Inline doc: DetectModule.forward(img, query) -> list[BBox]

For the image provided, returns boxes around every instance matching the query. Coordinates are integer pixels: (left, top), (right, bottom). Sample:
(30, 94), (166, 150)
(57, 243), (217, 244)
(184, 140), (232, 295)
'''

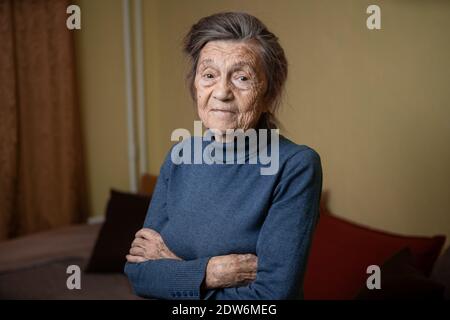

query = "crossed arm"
(124, 148), (322, 300)
(126, 228), (258, 291)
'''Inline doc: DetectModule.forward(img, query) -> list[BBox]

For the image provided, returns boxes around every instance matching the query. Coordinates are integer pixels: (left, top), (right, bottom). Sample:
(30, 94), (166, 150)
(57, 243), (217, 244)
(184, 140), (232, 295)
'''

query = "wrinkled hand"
(126, 229), (258, 290)
(204, 254), (258, 289)
(126, 228), (182, 263)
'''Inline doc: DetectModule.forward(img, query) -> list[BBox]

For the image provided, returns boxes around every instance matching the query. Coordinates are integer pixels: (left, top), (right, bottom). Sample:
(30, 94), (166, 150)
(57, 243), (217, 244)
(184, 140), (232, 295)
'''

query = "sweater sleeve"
(205, 148), (322, 300)
(124, 148), (211, 300)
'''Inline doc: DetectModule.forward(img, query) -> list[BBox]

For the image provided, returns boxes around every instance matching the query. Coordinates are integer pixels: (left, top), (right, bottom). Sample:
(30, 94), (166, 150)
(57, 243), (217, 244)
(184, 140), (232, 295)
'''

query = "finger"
(135, 228), (151, 238)
(243, 263), (258, 273)
(135, 228), (152, 238)
(235, 254), (257, 269)
(136, 228), (159, 240)
(248, 257), (258, 268)
(242, 271), (257, 281)
(237, 253), (257, 262)
(131, 237), (145, 248)
(240, 259), (258, 272)
(247, 254), (258, 262)
(130, 246), (145, 257)
(126, 254), (147, 263)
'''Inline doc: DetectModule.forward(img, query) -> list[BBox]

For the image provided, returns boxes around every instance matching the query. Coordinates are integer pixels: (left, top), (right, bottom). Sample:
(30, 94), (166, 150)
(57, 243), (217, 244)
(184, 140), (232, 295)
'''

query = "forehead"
(198, 40), (262, 68)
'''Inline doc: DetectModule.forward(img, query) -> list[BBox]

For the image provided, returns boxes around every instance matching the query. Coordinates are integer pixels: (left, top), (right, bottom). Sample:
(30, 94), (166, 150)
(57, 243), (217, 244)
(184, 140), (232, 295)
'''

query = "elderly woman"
(124, 12), (322, 300)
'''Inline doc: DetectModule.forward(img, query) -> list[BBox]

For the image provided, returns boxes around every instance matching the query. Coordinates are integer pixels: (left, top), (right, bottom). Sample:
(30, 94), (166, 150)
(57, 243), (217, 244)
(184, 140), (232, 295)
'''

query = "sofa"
(0, 174), (447, 299)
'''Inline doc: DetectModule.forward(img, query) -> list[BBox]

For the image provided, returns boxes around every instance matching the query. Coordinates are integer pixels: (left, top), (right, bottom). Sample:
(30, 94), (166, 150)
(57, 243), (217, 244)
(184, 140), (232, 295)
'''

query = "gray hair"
(183, 12), (288, 129)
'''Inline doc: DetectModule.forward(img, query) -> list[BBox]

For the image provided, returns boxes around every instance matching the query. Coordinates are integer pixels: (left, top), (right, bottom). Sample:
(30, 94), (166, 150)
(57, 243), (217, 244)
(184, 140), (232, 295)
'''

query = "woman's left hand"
(126, 228), (182, 263)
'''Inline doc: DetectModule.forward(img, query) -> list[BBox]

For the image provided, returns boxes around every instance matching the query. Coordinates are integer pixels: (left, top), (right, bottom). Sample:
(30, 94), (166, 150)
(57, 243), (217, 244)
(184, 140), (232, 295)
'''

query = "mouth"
(210, 108), (236, 114)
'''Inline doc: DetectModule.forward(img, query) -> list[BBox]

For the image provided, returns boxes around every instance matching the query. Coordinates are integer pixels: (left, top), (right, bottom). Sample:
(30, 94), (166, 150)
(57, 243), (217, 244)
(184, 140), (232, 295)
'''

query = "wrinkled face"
(194, 40), (268, 133)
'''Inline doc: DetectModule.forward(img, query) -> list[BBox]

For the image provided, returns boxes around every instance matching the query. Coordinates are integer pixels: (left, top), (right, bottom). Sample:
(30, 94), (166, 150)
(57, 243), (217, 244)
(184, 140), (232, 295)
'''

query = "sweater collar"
(201, 127), (273, 164)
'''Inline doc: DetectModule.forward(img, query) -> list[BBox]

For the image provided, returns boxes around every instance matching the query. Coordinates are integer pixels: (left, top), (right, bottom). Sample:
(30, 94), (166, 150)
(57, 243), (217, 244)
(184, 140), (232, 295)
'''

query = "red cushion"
(303, 211), (446, 300)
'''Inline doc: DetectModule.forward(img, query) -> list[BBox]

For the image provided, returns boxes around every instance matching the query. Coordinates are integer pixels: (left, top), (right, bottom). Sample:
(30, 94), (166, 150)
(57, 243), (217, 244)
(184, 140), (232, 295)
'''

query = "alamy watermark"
(170, 121), (279, 176)
(66, 5), (81, 30)
(367, 5), (381, 30)
(66, 264), (81, 290)
(366, 264), (381, 290)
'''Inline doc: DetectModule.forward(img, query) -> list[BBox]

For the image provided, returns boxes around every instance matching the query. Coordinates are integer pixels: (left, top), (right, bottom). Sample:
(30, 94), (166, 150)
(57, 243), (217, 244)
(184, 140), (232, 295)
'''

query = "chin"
(205, 120), (236, 133)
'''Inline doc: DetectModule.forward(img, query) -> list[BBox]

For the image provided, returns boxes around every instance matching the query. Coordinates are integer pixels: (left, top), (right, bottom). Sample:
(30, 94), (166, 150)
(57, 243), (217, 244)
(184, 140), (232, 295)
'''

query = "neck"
(213, 132), (234, 143)
(209, 127), (237, 143)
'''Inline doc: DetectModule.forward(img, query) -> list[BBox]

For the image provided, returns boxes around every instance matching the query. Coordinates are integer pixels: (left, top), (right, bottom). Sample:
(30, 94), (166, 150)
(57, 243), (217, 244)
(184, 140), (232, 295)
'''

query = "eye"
(203, 73), (214, 79)
(238, 76), (249, 81)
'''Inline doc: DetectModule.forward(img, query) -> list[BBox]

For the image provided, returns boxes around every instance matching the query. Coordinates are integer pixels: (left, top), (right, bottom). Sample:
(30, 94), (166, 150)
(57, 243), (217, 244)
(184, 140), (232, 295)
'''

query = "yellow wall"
(75, 0), (450, 246)
(75, 0), (129, 217)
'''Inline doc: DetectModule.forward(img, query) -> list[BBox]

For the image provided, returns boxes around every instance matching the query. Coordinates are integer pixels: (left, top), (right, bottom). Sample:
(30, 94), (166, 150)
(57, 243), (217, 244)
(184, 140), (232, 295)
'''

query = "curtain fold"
(0, 0), (18, 240)
(0, 0), (87, 240)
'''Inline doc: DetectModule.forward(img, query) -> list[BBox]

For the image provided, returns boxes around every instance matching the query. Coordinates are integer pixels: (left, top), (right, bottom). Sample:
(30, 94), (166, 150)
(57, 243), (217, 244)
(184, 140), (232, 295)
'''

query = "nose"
(213, 78), (233, 101)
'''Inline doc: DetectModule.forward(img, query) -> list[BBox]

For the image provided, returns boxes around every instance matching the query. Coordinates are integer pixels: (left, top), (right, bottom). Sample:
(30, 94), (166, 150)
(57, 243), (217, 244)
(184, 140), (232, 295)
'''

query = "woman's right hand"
(204, 254), (258, 289)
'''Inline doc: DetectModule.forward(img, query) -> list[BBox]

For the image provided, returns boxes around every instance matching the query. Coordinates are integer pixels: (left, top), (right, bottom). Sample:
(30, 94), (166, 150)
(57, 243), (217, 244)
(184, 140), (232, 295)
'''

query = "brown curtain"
(0, 0), (87, 240)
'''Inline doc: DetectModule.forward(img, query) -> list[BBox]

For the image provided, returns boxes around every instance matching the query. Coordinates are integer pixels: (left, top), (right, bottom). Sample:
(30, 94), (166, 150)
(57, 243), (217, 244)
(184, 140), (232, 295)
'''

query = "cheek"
(195, 84), (211, 124)
(236, 87), (264, 111)
(195, 82), (210, 108)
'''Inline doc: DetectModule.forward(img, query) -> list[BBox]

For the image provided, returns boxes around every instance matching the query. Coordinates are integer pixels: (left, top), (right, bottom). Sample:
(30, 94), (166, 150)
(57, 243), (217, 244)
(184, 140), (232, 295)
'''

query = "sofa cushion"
(431, 245), (450, 299)
(355, 248), (445, 300)
(303, 211), (446, 300)
(85, 190), (151, 273)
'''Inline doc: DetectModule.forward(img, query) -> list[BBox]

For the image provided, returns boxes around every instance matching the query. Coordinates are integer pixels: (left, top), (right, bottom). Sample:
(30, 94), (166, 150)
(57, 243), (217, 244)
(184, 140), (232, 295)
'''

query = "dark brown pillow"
(85, 189), (151, 273)
(355, 248), (445, 300)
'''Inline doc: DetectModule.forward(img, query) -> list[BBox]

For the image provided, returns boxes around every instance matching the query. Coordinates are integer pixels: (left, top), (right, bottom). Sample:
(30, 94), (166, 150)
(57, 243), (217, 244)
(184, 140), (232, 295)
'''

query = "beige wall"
(75, 0), (129, 218)
(75, 0), (450, 246)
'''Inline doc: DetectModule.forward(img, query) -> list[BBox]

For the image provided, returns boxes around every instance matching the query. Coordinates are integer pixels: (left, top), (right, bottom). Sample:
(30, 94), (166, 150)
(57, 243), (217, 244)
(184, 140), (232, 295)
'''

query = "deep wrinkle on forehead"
(197, 58), (258, 77)
(197, 43), (261, 75)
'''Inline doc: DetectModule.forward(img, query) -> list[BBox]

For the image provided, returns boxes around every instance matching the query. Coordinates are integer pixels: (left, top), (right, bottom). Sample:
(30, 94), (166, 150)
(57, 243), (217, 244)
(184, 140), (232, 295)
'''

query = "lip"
(210, 108), (236, 113)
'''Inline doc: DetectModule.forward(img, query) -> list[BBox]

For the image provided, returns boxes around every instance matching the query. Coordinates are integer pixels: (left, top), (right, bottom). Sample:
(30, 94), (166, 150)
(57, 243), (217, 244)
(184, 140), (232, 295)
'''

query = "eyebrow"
(198, 59), (215, 69)
(198, 59), (255, 73)
(230, 61), (253, 70)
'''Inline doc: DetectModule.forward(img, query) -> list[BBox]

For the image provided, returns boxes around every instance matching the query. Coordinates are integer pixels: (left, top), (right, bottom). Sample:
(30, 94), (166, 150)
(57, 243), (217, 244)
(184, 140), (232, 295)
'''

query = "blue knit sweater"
(124, 133), (322, 300)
